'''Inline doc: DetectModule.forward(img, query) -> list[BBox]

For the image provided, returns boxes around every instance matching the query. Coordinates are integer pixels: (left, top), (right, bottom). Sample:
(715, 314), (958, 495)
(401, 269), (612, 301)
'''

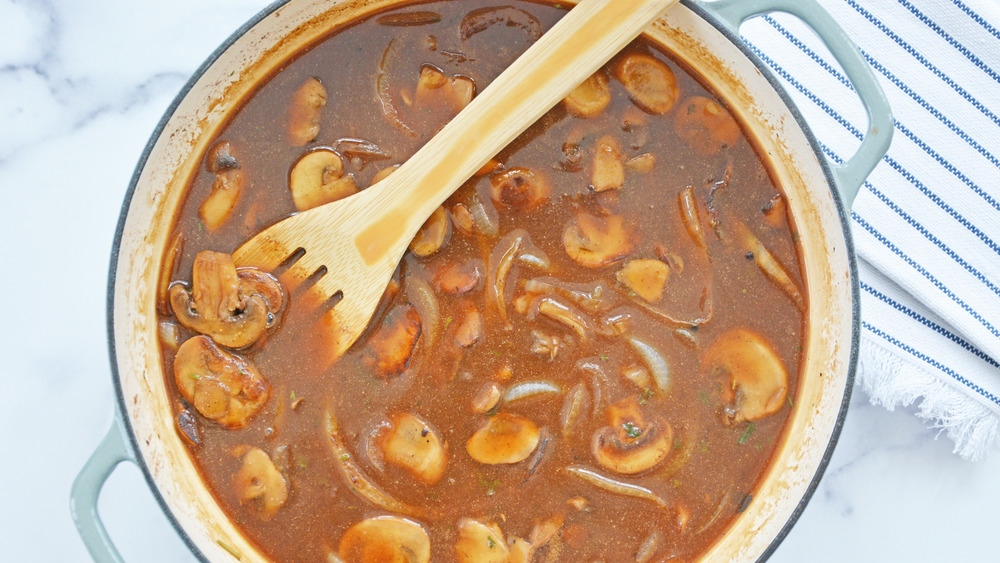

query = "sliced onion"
(517, 246), (552, 271)
(469, 197), (499, 236)
(627, 336), (671, 394)
(376, 40), (416, 137)
(489, 230), (524, 327)
(406, 275), (440, 350)
(503, 380), (561, 404)
(324, 410), (423, 517)
(523, 277), (609, 313)
(460, 6), (542, 41)
(532, 296), (593, 343)
(560, 383), (590, 437)
(565, 465), (668, 508)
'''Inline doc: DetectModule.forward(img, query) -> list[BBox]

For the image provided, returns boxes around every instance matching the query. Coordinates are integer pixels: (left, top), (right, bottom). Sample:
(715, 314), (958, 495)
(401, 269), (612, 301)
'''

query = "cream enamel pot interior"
(71, 0), (892, 561)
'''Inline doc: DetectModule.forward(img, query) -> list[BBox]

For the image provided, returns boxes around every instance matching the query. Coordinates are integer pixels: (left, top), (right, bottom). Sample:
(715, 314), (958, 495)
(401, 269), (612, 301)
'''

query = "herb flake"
(738, 422), (757, 445)
(622, 422), (642, 438)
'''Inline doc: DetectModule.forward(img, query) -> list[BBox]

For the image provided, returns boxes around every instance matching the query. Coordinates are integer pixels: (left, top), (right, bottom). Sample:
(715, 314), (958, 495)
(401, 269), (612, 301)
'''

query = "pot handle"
(70, 414), (134, 563)
(691, 0), (893, 206)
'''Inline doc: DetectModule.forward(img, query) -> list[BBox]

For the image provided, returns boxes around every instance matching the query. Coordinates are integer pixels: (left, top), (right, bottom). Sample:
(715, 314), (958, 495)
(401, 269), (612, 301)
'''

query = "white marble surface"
(2, 0), (998, 561)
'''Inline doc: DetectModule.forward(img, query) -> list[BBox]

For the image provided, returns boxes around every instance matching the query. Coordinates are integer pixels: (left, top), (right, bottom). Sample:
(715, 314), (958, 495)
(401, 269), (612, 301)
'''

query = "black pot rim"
(105, 1), (859, 561)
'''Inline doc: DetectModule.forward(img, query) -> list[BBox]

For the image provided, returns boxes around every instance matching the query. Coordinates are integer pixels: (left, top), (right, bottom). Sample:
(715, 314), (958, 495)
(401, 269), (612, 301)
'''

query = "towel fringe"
(857, 339), (999, 461)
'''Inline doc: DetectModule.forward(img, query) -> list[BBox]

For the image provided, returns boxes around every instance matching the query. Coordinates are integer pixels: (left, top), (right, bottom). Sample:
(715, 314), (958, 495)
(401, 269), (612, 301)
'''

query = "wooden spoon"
(234, 0), (679, 358)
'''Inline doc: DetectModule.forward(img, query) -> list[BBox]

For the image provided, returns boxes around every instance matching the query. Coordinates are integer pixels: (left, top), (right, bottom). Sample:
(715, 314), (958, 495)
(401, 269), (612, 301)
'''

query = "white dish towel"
(739, 0), (1000, 459)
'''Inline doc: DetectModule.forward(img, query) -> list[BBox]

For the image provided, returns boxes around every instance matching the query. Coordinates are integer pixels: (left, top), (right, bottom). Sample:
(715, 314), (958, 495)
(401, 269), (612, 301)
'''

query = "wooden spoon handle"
(355, 0), (678, 262)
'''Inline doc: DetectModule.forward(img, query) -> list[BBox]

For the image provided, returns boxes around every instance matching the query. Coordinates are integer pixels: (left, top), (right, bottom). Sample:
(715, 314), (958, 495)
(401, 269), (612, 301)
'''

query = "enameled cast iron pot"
(71, 0), (892, 560)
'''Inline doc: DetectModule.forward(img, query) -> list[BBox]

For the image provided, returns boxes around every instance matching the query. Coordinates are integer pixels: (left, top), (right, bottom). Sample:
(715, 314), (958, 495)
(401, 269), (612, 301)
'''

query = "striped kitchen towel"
(739, 0), (1000, 459)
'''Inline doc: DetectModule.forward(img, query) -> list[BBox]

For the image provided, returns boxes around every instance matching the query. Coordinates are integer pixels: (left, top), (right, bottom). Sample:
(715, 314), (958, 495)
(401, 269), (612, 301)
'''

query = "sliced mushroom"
(169, 251), (281, 348)
(703, 329), (789, 422)
(454, 519), (509, 563)
(592, 135), (624, 192)
(467, 413), (540, 464)
(364, 304), (422, 378)
(379, 412), (448, 485)
(454, 309), (484, 347)
(674, 96), (741, 155)
(173, 335), (269, 428)
(592, 397), (672, 474)
(530, 330), (563, 361)
(762, 193), (787, 229)
(414, 64), (476, 113)
(289, 149), (358, 211)
(472, 383), (503, 414)
(233, 446), (287, 519)
(339, 516), (431, 563)
(434, 259), (483, 294)
(616, 259), (669, 303)
(206, 140), (239, 173)
(613, 53), (678, 114)
(625, 153), (655, 174)
(287, 77), (327, 146)
(563, 212), (637, 268)
(562, 71), (611, 118)
(236, 268), (284, 314)
(451, 203), (475, 234)
(199, 166), (244, 232)
(409, 205), (451, 257)
(490, 167), (551, 211)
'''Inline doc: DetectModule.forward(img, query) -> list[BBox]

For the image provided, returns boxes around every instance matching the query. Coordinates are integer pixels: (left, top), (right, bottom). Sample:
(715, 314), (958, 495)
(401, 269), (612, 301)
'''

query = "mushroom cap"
(286, 77), (327, 146)
(380, 412), (448, 485)
(466, 412), (540, 464)
(703, 328), (789, 422)
(173, 335), (269, 428)
(409, 205), (451, 257)
(562, 71), (611, 118)
(232, 446), (287, 519)
(339, 516), (431, 563)
(454, 519), (509, 563)
(591, 397), (672, 474)
(612, 53), (678, 115)
(169, 251), (281, 349)
(490, 167), (551, 211)
(592, 417), (672, 475)
(289, 149), (358, 211)
(563, 212), (637, 268)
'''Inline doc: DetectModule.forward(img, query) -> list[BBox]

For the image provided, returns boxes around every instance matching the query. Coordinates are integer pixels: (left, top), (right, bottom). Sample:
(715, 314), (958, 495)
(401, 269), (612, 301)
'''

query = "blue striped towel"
(739, 0), (1000, 459)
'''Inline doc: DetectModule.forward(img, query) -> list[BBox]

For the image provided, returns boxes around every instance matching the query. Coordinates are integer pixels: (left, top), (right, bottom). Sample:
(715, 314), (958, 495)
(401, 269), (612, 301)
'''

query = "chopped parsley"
(738, 422), (757, 445)
(600, 353), (609, 361)
(480, 476), (500, 496)
(188, 373), (202, 380)
(487, 536), (497, 549)
(639, 388), (654, 404)
(622, 422), (642, 439)
(443, 316), (453, 328)
(290, 390), (297, 402)
(340, 453), (350, 461)
(674, 438), (683, 450)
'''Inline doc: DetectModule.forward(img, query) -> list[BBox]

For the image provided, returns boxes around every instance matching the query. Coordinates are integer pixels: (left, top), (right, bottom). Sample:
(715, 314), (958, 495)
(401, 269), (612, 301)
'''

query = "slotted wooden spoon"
(234, 0), (679, 357)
